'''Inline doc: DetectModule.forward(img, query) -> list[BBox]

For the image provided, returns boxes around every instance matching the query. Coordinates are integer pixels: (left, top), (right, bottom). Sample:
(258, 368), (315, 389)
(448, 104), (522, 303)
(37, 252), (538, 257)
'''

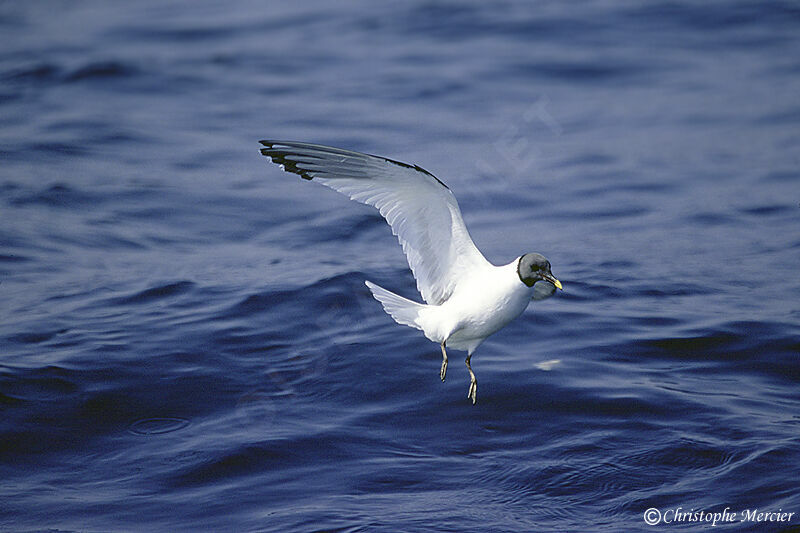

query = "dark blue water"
(2, 1), (800, 531)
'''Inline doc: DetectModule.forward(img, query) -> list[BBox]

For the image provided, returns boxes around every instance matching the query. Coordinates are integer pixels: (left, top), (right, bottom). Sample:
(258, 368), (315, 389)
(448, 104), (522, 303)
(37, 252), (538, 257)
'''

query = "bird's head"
(517, 253), (562, 290)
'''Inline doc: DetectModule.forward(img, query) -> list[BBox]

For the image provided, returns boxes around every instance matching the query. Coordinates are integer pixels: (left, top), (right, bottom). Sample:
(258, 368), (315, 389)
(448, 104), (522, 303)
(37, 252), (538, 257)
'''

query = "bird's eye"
(531, 264), (540, 272)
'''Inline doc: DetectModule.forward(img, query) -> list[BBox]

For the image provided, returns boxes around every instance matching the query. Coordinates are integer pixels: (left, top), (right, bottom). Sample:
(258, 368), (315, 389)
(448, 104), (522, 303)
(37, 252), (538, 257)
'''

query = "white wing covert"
(260, 140), (490, 305)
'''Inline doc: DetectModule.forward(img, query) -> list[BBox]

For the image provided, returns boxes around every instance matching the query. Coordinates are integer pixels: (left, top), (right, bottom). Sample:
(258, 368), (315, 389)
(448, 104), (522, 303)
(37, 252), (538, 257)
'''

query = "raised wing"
(259, 140), (491, 305)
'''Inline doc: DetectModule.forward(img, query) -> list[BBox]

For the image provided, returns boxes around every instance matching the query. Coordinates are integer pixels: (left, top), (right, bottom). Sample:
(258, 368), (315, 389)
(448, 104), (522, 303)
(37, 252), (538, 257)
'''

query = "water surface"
(2, 1), (799, 531)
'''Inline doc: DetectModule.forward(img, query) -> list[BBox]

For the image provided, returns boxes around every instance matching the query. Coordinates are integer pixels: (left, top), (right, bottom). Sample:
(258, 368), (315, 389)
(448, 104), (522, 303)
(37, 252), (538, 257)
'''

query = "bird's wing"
(260, 140), (491, 305)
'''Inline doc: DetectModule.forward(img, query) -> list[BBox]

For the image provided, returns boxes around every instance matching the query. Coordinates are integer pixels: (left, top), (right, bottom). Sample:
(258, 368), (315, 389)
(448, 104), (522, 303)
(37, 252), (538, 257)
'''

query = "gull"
(259, 140), (562, 404)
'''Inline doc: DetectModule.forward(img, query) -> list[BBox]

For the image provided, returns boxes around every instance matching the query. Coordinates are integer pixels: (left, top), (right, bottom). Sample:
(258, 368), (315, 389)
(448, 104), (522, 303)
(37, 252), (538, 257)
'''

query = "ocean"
(1, 1), (799, 531)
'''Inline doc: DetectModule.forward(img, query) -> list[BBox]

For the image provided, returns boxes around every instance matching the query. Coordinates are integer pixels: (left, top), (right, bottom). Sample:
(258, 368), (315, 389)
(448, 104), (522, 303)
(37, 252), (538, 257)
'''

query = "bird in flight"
(260, 140), (562, 404)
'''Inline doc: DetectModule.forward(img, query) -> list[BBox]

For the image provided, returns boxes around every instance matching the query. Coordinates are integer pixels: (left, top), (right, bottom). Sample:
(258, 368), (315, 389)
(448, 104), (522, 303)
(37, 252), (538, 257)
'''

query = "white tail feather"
(365, 280), (425, 330)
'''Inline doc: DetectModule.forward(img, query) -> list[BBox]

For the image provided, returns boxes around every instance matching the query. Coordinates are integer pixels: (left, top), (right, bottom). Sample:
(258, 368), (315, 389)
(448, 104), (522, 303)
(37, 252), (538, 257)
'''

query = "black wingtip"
(259, 142), (315, 181)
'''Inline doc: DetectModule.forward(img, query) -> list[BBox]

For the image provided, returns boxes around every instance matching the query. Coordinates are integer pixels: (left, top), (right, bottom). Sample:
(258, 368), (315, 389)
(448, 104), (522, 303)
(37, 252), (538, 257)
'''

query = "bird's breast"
(442, 267), (532, 341)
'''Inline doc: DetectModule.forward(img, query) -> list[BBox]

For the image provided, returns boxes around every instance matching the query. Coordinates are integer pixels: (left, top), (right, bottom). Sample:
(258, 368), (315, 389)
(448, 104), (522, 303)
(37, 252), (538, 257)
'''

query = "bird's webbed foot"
(465, 354), (477, 405)
(439, 342), (448, 381)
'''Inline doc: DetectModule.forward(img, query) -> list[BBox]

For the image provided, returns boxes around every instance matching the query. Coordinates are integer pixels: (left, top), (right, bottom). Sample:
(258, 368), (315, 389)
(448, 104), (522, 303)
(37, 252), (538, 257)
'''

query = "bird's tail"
(365, 280), (425, 331)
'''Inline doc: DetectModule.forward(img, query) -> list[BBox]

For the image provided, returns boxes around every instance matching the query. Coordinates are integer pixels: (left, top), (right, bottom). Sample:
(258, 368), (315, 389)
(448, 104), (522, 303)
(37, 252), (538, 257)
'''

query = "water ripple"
(128, 417), (191, 436)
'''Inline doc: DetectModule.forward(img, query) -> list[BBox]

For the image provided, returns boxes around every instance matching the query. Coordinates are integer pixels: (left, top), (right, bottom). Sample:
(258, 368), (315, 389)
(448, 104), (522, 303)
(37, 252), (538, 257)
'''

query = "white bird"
(260, 140), (562, 404)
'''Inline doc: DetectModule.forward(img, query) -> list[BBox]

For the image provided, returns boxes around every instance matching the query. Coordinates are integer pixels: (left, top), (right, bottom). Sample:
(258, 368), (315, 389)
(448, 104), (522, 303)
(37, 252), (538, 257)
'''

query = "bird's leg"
(439, 342), (448, 382)
(465, 354), (477, 404)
